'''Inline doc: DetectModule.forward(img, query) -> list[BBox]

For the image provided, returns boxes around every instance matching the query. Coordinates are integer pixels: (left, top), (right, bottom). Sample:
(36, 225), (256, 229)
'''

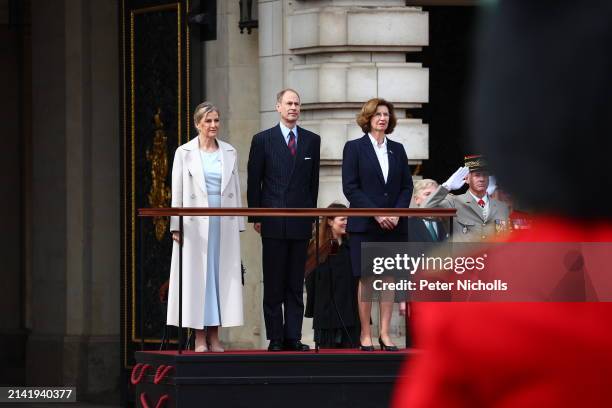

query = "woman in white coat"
(167, 102), (245, 352)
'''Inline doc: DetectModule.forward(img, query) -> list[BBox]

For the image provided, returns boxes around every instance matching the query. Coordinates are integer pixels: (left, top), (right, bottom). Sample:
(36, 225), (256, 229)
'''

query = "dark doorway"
(410, 6), (479, 184)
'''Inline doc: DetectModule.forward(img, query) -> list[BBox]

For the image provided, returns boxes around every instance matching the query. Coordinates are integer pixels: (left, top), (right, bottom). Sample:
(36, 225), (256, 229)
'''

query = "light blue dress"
(200, 149), (222, 326)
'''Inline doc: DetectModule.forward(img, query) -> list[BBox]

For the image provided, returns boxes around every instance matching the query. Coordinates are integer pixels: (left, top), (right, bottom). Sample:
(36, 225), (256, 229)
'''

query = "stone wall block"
(288, 11), (319, 49)
(290, 62), (428, 104)
(289, 7), (428, 52)
(347, 9), (428, 46)
(346, 63), (377, 101)
(378, 63), (429, 103)
(288, 64), (318, 104)
(318, 63), (348, 102)
(319, 9), (347, 46)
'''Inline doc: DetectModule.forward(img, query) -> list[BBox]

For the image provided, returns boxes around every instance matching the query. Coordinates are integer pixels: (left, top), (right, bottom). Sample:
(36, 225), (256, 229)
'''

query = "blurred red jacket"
(393, 217), (612, 408)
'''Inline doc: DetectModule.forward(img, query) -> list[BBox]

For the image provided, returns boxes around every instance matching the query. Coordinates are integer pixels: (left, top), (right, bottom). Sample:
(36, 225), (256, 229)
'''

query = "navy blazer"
(407, 217), (447, 242)
(247, 124), (321, 239)
(342, 134), (413, 235)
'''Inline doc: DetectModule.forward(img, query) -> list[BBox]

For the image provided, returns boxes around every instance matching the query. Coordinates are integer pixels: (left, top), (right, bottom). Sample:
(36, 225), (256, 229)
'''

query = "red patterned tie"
(288, 131), (296, 156)
(478, 199), (485, 208)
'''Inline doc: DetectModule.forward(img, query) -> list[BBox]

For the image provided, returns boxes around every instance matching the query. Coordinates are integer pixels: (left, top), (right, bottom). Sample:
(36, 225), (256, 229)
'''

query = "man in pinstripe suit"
(247, 89), (321, 351)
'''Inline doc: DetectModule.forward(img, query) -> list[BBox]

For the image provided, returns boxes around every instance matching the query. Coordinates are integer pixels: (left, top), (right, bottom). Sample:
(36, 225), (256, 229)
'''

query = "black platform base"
(133, 349), (412, 408)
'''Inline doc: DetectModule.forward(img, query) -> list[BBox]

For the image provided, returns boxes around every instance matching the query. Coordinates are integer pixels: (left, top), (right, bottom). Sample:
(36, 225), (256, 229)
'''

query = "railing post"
(314, 219), (320, 353)
(178, 215), (183, 354)
(139, 215), (145, 351)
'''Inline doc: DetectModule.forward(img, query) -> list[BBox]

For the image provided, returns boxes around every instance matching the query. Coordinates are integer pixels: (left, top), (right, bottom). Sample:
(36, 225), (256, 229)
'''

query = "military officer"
(423, 155), (509, 242)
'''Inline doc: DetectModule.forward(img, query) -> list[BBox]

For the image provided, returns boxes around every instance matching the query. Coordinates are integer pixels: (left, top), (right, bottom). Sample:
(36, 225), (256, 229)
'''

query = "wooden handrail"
(138, 207), (457, 217)
(136, 206), (456, 353)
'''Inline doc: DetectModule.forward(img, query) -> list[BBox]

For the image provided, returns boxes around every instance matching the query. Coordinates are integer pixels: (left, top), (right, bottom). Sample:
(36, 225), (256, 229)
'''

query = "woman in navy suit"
(342, 98), (413, 351)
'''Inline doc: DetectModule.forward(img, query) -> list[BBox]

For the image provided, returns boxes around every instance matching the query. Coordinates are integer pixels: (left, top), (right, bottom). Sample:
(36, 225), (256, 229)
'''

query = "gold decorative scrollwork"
(146, 107), (172, 241)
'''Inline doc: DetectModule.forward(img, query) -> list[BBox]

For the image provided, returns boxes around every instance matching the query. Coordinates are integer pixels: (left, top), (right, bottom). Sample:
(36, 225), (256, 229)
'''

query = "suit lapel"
(386, 139), (396, 186)
(219, 140), (235, 194)
(361, 135), (386, 185)
(184, 138), (207, 195)
(295, 126), (307, 162)
(272, 124), (294, 168)
(462, 193), (486, 223)
(287, 127), (309, 182)
(488, 198), (499, 221)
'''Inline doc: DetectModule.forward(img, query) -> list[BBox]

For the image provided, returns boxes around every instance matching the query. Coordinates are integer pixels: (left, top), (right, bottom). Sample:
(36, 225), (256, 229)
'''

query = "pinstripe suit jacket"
(247, 124), (321, 239)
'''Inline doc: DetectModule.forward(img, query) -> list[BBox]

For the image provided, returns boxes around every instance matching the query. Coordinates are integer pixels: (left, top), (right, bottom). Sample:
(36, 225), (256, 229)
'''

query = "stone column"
(27, 0), (120, 401)
(0, 0), (29, 385)
(258, 0), (429, 345)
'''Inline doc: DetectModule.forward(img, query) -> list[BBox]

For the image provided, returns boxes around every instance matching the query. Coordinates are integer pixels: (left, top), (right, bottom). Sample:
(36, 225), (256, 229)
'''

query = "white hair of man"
(413, 179), (439, 198)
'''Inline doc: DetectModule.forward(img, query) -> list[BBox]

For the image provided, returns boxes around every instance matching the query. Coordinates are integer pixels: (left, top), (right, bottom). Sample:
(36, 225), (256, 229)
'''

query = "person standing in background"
(422, 155), (509, 242)
(399, 179), (448, 323)
(305, 203), (359, 349)
(247, 89), (321, 352)
(409, 179), (447, 243)
(342, 98), (413, 352)
(167, 102), (245, 353)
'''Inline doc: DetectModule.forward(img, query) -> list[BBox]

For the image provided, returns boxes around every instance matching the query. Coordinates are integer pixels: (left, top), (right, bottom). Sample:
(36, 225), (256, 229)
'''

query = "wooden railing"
(139, 207), (457, 217)
(137, 207), (457, 352)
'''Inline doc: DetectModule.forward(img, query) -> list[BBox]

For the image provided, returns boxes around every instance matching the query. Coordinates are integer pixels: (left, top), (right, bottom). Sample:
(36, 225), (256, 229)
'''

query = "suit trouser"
(262, 238), (309, 341)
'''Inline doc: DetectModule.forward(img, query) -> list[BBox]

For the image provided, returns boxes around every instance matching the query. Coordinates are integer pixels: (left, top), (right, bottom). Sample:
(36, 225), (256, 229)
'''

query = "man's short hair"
(276, 88), (301, 103)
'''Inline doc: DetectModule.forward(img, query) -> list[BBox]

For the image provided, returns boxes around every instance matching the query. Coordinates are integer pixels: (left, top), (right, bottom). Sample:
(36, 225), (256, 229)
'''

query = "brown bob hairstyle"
(356, 98), (397, 134)
(304, 202), (348, 276)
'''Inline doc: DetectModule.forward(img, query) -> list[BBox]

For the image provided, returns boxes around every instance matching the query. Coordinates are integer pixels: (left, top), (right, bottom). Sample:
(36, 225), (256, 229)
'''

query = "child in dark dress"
(305, 203), (360, 348)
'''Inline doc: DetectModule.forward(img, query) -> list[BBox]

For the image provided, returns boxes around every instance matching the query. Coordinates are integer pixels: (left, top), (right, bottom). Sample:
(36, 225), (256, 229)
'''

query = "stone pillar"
(27, 0), (120, 402)
(0, 0), (29, 385)
(258, 0), (429, 345)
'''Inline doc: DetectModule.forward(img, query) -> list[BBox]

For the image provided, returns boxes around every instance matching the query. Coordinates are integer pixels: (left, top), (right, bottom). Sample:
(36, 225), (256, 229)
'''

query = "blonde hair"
(356, 98), (397, 134)
(193, 102), (220, 128)
(413, 179), (439, 198)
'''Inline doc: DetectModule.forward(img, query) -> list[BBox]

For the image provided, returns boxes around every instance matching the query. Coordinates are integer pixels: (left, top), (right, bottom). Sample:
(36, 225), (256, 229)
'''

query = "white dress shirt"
(470, 191), (490, 221)
(279, 122), (298, 147)
(368, 133), (389, 183)
(424, 219), (439, 239)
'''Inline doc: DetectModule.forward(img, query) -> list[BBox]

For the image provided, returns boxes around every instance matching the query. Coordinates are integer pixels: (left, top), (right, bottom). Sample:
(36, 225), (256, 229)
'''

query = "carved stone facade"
(258, 0), (429, 205)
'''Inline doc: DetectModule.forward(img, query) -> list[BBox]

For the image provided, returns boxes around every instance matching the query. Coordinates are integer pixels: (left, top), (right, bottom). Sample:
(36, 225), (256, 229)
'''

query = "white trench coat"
(167, 137), (245, 329)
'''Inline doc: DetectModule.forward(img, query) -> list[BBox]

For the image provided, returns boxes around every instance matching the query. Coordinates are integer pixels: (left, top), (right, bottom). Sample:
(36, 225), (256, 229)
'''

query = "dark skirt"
(349, 232), (408, 277)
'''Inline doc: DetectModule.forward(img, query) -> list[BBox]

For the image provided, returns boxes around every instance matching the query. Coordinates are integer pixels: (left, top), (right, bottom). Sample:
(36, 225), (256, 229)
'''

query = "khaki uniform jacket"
(423, 186), (510, 242)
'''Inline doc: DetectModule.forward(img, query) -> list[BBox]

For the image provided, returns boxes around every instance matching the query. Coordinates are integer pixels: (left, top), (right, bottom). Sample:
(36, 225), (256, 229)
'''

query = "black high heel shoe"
(378, 337), (399, 352)
(359, 337), (375, 352)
